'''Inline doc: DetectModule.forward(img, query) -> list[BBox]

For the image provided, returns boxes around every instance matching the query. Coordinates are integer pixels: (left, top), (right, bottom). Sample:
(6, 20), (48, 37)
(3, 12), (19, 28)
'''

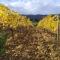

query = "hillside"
(0, 4), (59, 60)
(0, 4), (33, 29)
(37, 15), (59, 32)
(22, 15), (46, 22)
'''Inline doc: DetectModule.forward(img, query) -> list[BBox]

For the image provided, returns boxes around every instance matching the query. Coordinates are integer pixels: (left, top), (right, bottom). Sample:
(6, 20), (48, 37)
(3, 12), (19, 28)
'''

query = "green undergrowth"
(0, 29), (8, 56)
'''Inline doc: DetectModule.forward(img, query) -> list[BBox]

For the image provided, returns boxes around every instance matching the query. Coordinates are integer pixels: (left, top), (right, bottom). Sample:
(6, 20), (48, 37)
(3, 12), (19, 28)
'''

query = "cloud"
(0, 0), (60, 14)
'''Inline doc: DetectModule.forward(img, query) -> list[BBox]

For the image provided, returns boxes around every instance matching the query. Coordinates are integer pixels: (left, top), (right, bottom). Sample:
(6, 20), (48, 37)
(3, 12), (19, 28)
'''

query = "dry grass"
(1, 26), (59, 60)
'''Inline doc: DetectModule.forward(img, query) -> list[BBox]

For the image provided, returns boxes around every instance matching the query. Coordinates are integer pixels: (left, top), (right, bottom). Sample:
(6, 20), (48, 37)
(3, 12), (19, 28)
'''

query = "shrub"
(0, 4), (33, 29)
(0, 30), (8, 55)
(37, 15), (59, 32)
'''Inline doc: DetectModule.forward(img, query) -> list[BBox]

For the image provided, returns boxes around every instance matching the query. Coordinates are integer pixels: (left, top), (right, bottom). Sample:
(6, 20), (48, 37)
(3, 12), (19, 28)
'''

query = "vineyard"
(0, 4), (60, 60)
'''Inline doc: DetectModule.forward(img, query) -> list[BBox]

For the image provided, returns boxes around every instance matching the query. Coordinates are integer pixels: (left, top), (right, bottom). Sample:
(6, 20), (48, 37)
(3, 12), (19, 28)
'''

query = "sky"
(0, 0), (60, 15)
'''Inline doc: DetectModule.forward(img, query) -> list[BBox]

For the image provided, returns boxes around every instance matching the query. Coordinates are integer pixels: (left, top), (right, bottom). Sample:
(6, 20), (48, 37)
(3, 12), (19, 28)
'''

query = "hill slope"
(0, 4), (33, 29)
(0, 4), (59, 60)
(37, 15), (59, 32)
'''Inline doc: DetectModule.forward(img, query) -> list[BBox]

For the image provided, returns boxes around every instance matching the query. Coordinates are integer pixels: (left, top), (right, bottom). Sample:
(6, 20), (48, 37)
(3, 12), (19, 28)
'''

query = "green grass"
(0, 30), (8, 56)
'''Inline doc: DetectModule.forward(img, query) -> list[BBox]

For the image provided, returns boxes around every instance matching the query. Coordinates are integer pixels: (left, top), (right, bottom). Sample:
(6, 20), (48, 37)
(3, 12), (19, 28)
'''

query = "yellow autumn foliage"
(0, 4), (33, 29)
(37, 15), (59, 32)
